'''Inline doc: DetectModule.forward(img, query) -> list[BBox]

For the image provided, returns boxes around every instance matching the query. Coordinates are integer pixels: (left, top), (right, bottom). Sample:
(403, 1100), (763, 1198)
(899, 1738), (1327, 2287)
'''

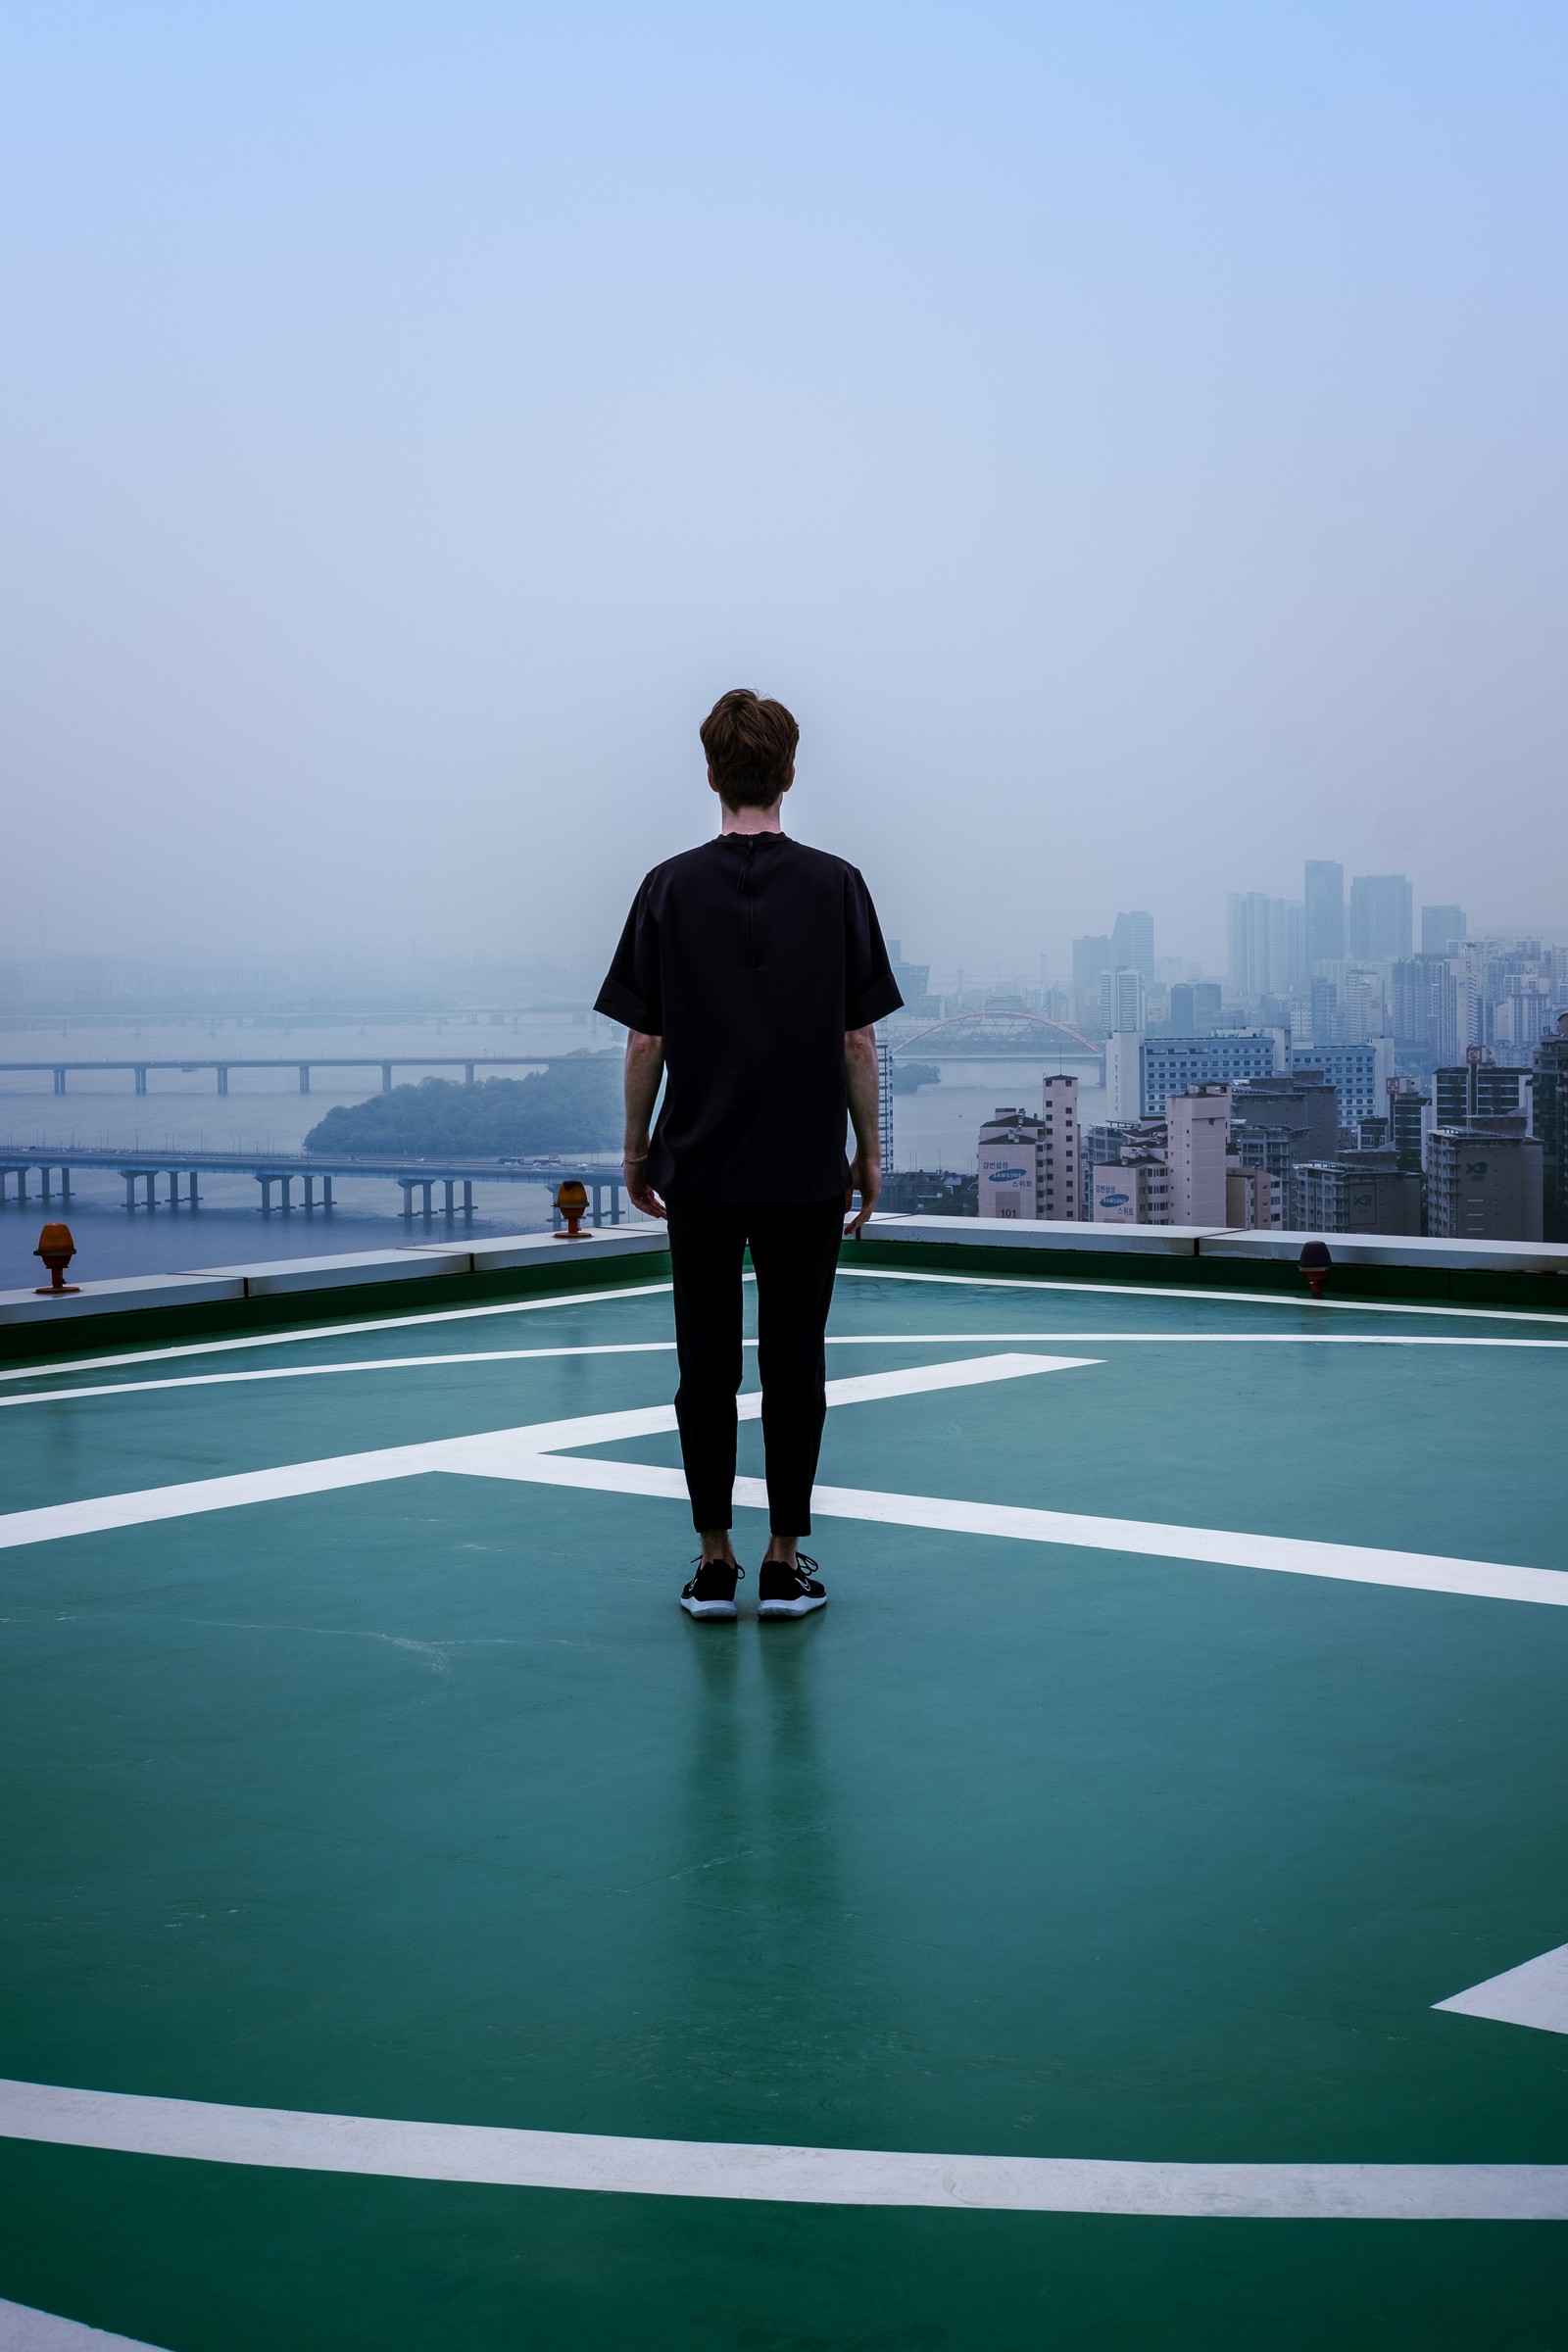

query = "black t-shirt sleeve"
(594, 879), (663, 1033)
(844, 869), (904, 1029)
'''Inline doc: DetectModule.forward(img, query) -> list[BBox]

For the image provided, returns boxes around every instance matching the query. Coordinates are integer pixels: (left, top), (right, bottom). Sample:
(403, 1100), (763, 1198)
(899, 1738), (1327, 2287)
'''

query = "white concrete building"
(1038, 1073), (1079, 1220)
(977, 1076), (1080, 1220)
(978, 1110), (1045, 1219)
(1225, 1162), (1279, 1228)
(1164, 1084), (1231, 1226)
(1092, 1153), (1170, 1224)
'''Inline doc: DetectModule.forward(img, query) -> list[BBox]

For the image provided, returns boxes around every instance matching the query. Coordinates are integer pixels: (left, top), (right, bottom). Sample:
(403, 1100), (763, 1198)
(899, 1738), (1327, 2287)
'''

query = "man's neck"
(719, 804), (785, 842)
(718, 802), (785, 837)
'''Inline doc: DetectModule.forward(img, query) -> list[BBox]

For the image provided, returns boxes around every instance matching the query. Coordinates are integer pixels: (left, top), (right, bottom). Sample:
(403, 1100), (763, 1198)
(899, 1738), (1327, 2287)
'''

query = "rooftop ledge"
(1, 1214), (1564, 1363)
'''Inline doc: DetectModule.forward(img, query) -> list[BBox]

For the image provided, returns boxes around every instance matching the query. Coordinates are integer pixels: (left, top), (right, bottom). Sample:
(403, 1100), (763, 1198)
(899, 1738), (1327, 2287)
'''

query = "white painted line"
(0, 1343), (682, 1410)
(1435, 1943), (1568, 2036)
(0, 1280), (676, 1386)
(4, 1329), (1560, 1413)
(836, 1266), (1568, 1326)
(0, 1355), (1085, 1550)
(0, 2080), (1560, 2219)
(485, 1458), (1568, 1609)
(0, 2297), (170, 2350)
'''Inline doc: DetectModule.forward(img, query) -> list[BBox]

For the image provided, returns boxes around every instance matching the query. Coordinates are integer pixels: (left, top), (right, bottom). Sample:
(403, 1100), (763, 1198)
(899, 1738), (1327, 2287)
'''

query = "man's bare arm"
(844, 1025), (881, 1235)
(622, 1030), (666, 1219)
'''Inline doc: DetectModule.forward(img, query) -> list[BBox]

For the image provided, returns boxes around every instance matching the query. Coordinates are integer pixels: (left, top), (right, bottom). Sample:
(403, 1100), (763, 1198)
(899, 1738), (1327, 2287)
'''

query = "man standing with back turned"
(595, 690), (903, 1621)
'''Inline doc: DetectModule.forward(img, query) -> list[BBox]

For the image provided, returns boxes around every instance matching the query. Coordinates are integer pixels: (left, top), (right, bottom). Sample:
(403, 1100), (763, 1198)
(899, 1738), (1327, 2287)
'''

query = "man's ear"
(708, 765), (722, 796)
(779, 762), (796, 796)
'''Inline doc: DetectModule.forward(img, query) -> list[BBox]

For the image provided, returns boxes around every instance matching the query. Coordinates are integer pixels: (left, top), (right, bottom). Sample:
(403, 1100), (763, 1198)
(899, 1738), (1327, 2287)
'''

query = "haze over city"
(4, 1), (1566, 985)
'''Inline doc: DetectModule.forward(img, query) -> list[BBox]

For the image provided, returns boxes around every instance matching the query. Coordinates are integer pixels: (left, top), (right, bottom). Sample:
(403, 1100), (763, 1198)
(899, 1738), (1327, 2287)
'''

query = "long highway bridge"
(0, 1054), (602, 1097)
(0, 1146), (626, 1224)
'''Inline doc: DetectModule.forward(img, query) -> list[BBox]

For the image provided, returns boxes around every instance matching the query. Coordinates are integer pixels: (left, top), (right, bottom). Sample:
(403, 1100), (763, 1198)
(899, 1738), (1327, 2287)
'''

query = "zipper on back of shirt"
(737, 838), (759, 968)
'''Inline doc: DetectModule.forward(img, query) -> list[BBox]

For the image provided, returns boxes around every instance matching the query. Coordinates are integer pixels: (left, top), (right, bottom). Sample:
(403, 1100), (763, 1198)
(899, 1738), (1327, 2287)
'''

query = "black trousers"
(665, 1196), (845, 1536)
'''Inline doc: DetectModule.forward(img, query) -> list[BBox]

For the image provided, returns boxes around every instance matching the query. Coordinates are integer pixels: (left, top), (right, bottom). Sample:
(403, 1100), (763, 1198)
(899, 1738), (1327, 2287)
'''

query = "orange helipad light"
(1298, 1239), (1332, 1300)
(554, 1179), (590, 1240)
(34, 1220), (80, 1294)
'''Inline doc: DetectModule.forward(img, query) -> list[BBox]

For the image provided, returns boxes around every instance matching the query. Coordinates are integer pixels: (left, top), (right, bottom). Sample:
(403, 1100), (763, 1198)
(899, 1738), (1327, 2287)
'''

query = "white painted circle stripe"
(0, 2080), (1562, 2219)
(837, 1265), (1568, 1324)
(0, 1278), (677, 1386)
(4, 1328), (1563, 1411)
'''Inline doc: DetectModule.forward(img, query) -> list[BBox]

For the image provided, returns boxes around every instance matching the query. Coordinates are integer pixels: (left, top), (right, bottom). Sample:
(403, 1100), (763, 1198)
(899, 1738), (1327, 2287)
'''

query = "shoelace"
(773, 1553), (819, 1587)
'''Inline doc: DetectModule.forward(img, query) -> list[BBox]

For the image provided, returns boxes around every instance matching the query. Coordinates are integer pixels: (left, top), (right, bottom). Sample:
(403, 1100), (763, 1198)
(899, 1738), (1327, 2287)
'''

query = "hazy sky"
(3, 2), (1565, 978)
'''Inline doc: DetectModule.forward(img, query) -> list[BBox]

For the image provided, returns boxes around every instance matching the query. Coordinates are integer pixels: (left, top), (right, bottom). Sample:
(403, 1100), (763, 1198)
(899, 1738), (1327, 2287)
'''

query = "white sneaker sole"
(757, 1593), (828, 1619)
(680, 1596), (738, 1620)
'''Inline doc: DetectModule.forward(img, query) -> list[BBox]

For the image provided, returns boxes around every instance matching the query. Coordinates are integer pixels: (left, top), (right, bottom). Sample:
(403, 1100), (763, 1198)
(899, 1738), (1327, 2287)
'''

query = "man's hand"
(844, 1152), (880, 1235)
(624, 1154), (667, 1220)
(843, 1025), (882, 1235)
(622, 1029), (667, 1221)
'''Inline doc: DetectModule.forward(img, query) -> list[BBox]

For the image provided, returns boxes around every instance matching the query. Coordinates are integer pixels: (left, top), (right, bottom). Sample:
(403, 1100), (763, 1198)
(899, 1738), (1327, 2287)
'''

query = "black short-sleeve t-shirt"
(595, 833), (903, 1203)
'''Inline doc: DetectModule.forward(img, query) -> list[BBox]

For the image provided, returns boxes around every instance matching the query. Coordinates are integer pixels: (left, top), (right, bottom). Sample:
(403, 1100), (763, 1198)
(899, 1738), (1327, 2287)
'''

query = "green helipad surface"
(1, 1264), (1565, 2349)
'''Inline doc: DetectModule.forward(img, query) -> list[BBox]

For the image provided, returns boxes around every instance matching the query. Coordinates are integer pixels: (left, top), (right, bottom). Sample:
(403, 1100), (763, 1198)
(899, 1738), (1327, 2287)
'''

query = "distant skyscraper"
(1168, 981), (1221, 1035)
(1348, 874), (1413, 963)
(1072, 935), (1112, 993)
(1420, 905), (1466, 956)
(1107, 967), (1146, 1033)
(1228, 893), (1298, 999)
(1304, 860), (1345, 966)
(1110, 910), (1154, 983)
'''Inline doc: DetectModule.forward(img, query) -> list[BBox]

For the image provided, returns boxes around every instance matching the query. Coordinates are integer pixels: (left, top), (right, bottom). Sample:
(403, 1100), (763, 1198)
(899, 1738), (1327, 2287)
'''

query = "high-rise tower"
(1304, 860), (1345, 967)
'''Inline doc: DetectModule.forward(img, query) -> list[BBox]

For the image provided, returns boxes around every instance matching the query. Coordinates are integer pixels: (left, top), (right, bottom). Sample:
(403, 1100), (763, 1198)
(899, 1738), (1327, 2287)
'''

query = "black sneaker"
(757, 1554), (828, 1621)
(680, 1558), (744, 1620)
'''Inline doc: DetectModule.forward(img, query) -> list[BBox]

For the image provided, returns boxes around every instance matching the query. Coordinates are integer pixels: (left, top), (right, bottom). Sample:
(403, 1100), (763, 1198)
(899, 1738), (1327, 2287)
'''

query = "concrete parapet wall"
(4, 1213), (1566, 1365)
(0, 1227), (671, 1362)
(850, 1213), (1568, 1307)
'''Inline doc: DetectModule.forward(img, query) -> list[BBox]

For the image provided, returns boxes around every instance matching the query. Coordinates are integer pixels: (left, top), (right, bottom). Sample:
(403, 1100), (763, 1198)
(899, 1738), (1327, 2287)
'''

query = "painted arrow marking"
(0, 2295), (170, 2349)
(1435, 1943), (1568, 2036)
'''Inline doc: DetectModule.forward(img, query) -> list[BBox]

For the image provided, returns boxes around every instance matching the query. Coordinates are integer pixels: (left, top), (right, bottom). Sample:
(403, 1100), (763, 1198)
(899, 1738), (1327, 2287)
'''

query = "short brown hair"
(700, 688), (799, 809)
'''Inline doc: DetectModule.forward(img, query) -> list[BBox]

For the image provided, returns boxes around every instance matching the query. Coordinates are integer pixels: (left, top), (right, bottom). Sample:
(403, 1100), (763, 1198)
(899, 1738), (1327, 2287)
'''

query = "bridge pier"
(322, 1176), (334, 1209)
(398, 1179), (415, 1218)
(463, 1179), (473, 1217)
(60, 1168), (72, 1203)
(133, 1066), (148, 1096)
(299, 1065), (311, 1093)
(53, 1067), (66, 1096)
(217, 1066), (229, 1095)
(442, 1179), (456, 1214)
(464, 1063), (475, 1085)
(257, 1175), (274, 1213)
(382, 1064), (394, 1094)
